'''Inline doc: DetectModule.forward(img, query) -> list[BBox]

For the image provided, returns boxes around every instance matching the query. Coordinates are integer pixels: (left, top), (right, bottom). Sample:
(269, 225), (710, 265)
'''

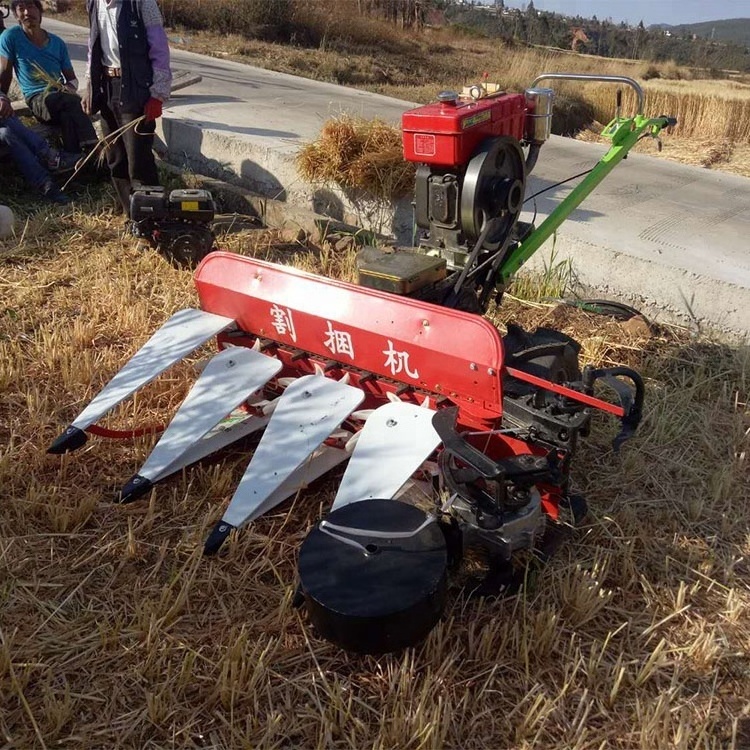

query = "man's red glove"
(143, 97), (163, 122)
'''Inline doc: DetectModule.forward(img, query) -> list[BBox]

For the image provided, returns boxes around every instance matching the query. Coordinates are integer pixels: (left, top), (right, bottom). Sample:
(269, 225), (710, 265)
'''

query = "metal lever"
(582, 365), (645, 451)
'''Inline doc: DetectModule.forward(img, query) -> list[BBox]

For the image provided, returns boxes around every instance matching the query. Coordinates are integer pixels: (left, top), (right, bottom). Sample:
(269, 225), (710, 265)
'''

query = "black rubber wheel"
(298, 499), (448, 654)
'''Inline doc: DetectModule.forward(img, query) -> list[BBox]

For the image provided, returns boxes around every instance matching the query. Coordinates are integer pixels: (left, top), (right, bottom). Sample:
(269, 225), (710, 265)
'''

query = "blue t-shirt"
(0, 24), (72, 99)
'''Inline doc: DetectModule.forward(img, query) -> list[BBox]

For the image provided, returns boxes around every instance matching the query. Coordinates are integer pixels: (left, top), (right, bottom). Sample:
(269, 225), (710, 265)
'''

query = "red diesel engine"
(400, 88), (553, 270)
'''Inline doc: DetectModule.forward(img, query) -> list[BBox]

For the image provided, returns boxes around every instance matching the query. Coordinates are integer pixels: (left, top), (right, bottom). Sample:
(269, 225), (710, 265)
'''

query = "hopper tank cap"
(438, 90), (459, 104)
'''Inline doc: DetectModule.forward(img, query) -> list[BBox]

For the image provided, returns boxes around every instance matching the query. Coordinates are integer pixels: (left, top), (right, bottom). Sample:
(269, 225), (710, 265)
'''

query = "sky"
(494, 0), (750, 26)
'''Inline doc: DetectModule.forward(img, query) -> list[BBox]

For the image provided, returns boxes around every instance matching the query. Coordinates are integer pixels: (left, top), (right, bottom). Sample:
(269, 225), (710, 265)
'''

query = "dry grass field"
(1, 183), (749, 747)
(2, 4), (750, 748)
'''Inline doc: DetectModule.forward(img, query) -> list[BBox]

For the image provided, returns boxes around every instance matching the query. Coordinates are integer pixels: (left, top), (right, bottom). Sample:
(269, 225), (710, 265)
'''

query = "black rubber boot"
(111, 177), (132, 217)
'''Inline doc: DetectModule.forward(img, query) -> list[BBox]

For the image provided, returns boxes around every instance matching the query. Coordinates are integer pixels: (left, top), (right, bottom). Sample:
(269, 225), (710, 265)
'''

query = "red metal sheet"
(194, 253), (505, 420)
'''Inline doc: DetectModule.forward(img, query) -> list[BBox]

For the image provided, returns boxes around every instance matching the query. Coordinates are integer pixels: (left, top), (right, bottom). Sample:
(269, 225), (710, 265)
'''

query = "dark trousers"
(27, 90), (97, 154)
(99, 76), (158, 212)
(0, 115), (52, 191)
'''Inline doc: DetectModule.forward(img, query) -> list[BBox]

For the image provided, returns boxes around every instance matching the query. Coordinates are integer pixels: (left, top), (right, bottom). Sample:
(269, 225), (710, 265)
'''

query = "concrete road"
(40, 18), (750, 335)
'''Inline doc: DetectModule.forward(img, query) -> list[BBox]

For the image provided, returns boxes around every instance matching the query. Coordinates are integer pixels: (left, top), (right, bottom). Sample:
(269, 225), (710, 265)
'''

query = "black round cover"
(298, 499), (448, 654)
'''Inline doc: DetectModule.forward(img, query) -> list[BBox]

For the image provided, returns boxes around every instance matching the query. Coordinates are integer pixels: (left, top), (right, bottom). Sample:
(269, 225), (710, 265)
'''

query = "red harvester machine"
(48, 74), (675, 654)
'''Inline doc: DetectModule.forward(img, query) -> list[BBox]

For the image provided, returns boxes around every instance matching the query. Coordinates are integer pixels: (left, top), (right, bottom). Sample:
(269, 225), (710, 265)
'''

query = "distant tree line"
(354, 0), (750, 72)
(355, 0), (427, 28)
(443, 2), (749, 72)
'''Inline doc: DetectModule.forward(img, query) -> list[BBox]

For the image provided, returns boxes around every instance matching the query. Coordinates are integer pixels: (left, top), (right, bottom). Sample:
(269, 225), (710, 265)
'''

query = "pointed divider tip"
(203, 521), (235, 556)
(47, 425), (88, 454)
(117, 474), (153, 504)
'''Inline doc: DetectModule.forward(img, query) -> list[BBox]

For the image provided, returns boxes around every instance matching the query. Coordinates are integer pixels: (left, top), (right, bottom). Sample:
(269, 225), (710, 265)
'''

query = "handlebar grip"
(659, 115), (678, 127)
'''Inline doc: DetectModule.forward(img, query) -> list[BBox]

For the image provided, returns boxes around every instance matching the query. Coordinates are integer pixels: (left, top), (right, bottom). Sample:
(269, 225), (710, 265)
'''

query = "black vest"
(87, 0), (152, 114)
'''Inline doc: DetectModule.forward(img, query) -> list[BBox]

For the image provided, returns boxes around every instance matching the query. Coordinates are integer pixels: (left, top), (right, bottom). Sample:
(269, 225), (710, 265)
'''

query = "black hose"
(525, 143), (542, 175)
(523, 167), (594, 204)
(565, 298), (648, 323)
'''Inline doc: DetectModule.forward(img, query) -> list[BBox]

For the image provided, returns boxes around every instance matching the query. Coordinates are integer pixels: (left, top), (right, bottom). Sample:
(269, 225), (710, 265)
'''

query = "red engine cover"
(402, 93), (526, 169)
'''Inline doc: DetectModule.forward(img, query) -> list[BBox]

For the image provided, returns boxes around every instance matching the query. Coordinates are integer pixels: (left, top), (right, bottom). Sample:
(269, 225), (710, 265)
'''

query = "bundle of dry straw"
(297, 115), (415, 201)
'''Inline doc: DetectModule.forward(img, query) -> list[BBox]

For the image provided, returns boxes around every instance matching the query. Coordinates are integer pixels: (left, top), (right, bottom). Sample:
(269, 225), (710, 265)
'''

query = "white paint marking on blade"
(138, 347), (282, 482)
(331, 402), (440, 510)
(245, 443), (350, 524)
(222, 375), (364, 528)
(72, 309), (235, 430)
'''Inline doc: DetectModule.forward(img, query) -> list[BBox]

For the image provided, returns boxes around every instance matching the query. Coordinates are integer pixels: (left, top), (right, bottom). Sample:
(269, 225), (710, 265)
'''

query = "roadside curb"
(158, 157), (750, 340)
(159, 162), (390, 245)
(158, 125), (750, 339)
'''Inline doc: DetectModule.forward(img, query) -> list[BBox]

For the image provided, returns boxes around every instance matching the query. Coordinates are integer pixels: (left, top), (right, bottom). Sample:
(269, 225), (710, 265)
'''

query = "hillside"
(655, 17), (750, 48)
(446, 5), (750, 71)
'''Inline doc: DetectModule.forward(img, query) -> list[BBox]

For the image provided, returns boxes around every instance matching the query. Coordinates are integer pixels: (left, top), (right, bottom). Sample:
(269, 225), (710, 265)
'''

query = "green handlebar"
(496, 114), (676, 284)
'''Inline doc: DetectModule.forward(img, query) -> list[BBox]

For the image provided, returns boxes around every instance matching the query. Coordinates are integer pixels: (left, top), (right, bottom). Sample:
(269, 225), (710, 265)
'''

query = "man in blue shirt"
(0, 0), (96, 154)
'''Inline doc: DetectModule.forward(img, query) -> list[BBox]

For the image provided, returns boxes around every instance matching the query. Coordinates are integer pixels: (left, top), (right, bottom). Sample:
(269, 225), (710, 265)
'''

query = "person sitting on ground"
(0, 93), (76, 203)
(0, 0), (97, 155)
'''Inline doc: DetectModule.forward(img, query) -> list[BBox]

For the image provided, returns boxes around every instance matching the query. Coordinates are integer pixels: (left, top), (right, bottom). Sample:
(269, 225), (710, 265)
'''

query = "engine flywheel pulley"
(460, 136), (526, 251)
(298, 499), (448, 654)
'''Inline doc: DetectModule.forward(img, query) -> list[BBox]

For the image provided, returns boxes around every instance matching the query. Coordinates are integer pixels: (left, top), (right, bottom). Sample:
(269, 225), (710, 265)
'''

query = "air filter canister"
(298, 499), (448, 654)
(524, 87), (555, 143)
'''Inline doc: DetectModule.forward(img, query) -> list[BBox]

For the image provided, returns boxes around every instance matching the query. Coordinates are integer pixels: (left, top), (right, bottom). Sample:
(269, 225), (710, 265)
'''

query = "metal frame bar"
(496, 113), (672, 284)
(530, 73), (645, 115)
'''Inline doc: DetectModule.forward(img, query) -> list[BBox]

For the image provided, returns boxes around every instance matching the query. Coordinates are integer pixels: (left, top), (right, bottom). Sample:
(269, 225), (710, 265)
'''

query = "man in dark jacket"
(82, 0), (171, 216)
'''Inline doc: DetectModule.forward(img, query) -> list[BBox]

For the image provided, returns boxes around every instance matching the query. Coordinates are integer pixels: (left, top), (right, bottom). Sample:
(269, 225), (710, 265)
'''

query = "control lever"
(582, 365), (645, 452)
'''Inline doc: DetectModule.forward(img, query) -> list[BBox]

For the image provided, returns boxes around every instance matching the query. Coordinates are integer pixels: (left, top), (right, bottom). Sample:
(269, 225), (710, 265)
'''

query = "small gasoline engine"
(130, 186), (217, 266)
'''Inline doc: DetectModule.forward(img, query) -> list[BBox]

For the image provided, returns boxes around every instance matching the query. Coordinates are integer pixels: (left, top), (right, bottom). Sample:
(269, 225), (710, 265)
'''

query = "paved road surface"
(37, 18), (750, 335)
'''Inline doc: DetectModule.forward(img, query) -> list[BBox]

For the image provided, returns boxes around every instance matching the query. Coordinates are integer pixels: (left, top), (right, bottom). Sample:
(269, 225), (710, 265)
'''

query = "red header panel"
(194, 253), (504, 419)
